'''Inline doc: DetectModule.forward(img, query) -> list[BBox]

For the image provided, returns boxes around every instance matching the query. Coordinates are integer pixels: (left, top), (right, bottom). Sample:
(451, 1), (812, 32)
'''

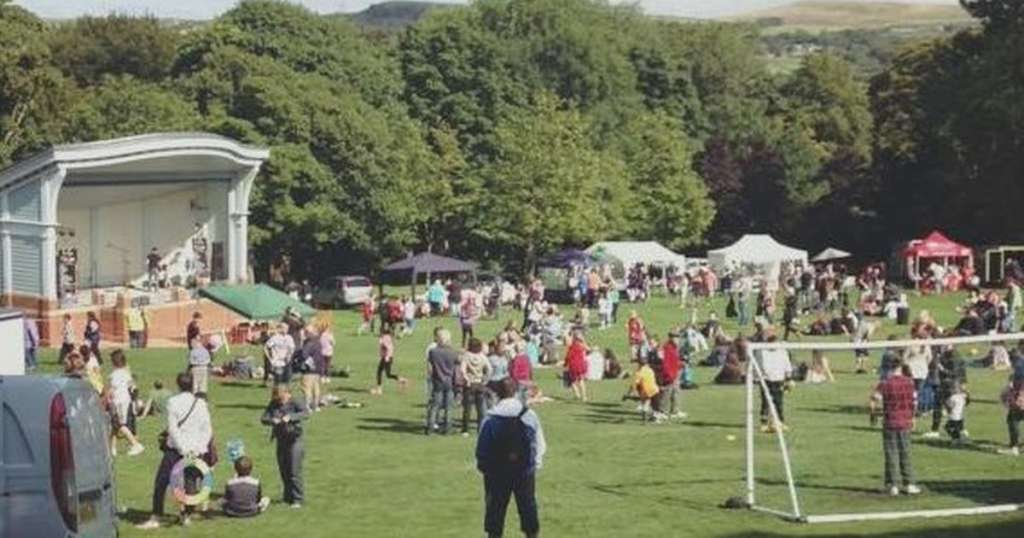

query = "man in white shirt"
(138, 373), (213, 529)
(757, 335), (793, 433)
(264, 323), (296, 386)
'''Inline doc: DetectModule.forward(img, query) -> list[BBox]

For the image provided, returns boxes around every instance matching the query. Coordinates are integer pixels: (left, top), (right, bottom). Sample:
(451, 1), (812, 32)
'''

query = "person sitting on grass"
(622, 355), (661, 422)
(138, 380), (172, 418)
(222, 455), (271, 518)
(870, 364), (922, 496)
(805, 350), (835, 384)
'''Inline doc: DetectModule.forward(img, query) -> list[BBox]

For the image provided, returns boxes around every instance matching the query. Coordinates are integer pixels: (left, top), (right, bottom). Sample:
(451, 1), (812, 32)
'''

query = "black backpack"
(489, 407), (532, 473)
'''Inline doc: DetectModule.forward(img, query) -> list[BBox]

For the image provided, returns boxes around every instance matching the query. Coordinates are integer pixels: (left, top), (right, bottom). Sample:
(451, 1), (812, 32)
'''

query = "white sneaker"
(290, 503), (302, 509)
(998, 447), (1020, 456)
(128, 444), (145, 457)
(922, 431), (940, 439)
(672, 412), (688, 419)
(136, 519), (161, 530)
(905, 484), (922, 495)
(889, 486), (900, 496)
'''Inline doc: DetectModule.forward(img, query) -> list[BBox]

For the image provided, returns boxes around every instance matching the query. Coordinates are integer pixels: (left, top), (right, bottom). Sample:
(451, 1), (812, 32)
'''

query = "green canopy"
(200, 284), (316, 321)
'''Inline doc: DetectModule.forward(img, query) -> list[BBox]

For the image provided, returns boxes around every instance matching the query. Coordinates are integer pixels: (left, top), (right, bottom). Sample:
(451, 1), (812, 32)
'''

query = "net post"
(746, 357), (755, 507)
(751, 357), (803, 520)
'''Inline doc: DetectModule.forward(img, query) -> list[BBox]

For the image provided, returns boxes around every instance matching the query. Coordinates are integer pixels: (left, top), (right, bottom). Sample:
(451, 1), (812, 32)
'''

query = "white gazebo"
(587, 241), (686, 268)
(0, 133), (269, 311)
(708, 234), (808, 280)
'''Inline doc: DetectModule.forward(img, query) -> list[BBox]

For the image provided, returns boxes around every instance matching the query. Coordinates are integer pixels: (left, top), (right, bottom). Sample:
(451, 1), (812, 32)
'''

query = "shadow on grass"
(355, 416), (427, 435)
(804, 404), (872, 415)
(216, 381), (264, 389)
(214, 403), (267, 411)
(918, 438), (1003, 455)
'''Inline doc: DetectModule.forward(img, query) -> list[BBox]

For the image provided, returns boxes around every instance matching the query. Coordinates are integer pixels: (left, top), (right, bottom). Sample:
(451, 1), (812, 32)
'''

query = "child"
(853, 319), (875, 374)
(223, 456), (271, 518)
(139, 380), (172, 418)
(805, 350), (835, 384)
(372, 328), (406, 395)
(358, 297), (375, 336)
(403, 296), (417, 336)
(598, 292), (612, 330)
(944, 382), (969, 445)
(107, 350), (145, 456)
(59, 313), (75, 364)
(79, 344), (104, 393)
(627, 311), (645, 360)
(623, 356), (660, 422)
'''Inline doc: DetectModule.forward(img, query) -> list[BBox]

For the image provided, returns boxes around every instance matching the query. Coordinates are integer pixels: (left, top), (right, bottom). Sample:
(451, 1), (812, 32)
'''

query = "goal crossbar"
(743, 332), (1024, 524)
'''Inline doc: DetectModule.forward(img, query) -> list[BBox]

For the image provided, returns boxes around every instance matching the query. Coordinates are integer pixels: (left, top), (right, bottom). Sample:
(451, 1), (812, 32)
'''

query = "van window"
(344, 277), (371, 288)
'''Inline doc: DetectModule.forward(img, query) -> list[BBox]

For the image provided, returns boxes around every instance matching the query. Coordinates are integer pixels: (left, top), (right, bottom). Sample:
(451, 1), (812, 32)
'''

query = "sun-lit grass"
(40, 290), (1024, 537)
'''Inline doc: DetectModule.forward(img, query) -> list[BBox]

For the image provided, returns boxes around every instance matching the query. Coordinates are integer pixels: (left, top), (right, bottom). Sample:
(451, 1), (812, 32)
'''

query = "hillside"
(348, 1), (453, 29)
(732, 0), (972, 30)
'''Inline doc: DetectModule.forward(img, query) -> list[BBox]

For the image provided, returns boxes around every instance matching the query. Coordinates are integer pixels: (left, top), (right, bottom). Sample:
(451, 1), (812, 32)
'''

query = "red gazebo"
(902, 230), (974, 288)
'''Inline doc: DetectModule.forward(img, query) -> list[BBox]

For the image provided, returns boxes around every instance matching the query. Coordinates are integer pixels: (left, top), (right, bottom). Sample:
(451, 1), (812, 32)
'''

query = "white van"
(0, 375), (118, 537)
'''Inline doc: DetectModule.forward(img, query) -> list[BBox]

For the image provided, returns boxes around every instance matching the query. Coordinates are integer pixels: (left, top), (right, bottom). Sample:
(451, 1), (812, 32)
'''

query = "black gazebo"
(381, 252), (478, 296)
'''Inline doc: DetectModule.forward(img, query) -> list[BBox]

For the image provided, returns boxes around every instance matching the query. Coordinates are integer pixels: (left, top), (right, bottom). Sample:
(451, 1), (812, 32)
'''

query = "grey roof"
(382, 252), (477, 274)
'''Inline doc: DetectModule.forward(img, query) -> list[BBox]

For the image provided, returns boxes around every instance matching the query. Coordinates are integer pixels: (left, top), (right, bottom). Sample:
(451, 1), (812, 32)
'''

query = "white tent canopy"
(812, 247), (851, 262)
(586, 241), (686, 268)
(707, 234), (808, 273)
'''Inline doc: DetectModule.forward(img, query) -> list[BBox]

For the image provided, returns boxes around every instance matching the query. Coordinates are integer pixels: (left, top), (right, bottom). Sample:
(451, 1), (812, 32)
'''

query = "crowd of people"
(31, 254), (1024, 535)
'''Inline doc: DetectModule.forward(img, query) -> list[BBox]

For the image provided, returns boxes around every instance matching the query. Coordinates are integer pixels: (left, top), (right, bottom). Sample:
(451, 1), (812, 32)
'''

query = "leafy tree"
(174, 0), (399, 106)
(615, 112), (714, 250)
(63, 76), (201, 141)
(960, 0), (1024, 29)
(49, 15), (179, 85)
(0, 2), (72, 166)
(475, 93), (627, 274)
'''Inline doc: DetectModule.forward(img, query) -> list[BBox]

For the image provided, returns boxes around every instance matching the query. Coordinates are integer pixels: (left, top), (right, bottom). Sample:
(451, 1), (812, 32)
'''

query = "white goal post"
(743, 332), (1024, 524)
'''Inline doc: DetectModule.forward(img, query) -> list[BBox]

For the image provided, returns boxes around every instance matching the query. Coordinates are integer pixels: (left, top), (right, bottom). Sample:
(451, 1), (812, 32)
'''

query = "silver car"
(0, 375), (117, 537)
(312, 275), (374, 309)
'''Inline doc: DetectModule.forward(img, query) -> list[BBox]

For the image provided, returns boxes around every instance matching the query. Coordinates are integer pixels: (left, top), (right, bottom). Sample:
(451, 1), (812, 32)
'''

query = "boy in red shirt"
(658, 334), (686, 419)
(870, 364), (922, 496)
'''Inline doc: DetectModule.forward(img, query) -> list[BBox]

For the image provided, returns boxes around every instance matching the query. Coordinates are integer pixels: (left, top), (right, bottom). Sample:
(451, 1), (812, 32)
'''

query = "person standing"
(186, 312), (202, 350)
(428, 280), (446, 316)
(23, 317), (38, 373)
(372, 328), (406, 395)
(426, 329), (458, 435)
(188, 337), (212, 397)
(146, 247), (162, 291)
(658, 333), (684, 419)
(264, 323), (296, 387)
(84, 311), (102, 363)
(475, 378), (546, 538)
(870, 364), (921, 496)
(59, 313), (76, 364)
(299, 326), (324, 411)
(318, 319), (335, 384)
(460, 298), (481, 349)
(261, 386), (309, 508)
(736, 276), (750, 327)
(758, 335), (793, 433)
(924, 346), (967, 439)
(461, 338), (494, 435)
(126, 306), (146, 349)
(999, 371), (1024, 456)
(562, 332), (589, 402)
(137, 373), (213, 530)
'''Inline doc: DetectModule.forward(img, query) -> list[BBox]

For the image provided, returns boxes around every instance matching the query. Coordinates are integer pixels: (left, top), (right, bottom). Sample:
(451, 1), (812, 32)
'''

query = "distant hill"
(348, 1), (454, 29)
(731, 0), (972, 30)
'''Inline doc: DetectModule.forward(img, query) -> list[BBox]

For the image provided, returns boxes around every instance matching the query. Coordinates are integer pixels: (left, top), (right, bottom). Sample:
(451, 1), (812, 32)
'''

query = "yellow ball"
(726, 435), (737, 442)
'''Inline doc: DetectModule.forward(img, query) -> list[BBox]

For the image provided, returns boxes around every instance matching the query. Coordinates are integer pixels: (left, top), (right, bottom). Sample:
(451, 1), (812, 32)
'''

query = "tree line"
(0, 0), (1020, 281)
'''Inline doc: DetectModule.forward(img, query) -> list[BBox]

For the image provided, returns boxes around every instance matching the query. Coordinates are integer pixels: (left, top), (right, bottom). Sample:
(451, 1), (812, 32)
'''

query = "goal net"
(742, 332), (1024, 524)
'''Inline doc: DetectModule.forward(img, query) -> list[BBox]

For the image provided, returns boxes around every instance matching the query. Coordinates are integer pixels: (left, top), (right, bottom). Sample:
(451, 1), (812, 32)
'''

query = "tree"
(475, 93), (627, 274)
(49, 15), (179, 85)
(615, 112), (714, 250)
(0, 3), (72, 166)
(63, 76), (201, 141)
(960, 0), (1024, 29)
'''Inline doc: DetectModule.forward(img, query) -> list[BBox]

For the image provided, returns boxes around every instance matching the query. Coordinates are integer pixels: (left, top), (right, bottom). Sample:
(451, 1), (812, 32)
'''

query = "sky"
(13, 0), (960, 20)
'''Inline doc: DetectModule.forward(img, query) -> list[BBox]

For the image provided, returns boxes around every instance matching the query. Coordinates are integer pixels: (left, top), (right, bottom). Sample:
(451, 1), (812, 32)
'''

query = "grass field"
(41, 291), (1024, 537)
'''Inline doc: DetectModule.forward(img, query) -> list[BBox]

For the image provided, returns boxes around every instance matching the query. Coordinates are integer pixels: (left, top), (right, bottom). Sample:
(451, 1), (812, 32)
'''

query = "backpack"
(487, 407), (532, 474)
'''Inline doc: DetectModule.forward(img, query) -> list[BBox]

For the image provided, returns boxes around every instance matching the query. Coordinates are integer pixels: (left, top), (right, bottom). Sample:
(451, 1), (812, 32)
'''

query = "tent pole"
(412, 269), (418, 300)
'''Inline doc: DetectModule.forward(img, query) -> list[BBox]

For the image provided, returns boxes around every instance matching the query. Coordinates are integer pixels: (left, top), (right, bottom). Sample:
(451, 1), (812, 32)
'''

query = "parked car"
(312, 275), (374, 308)
(0, 375), (117, 537)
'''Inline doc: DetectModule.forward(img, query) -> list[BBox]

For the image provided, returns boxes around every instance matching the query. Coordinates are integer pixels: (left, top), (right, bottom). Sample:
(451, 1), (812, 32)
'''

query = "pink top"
(320, 332), (335, 357)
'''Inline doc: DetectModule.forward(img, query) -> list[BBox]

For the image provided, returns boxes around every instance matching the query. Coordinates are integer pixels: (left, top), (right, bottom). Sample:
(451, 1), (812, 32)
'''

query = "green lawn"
(42, 291), (1024, 537)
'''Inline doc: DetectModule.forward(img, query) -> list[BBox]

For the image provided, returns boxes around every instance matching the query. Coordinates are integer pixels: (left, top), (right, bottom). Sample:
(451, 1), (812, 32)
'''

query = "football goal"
(742, 332), (1024, 524)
